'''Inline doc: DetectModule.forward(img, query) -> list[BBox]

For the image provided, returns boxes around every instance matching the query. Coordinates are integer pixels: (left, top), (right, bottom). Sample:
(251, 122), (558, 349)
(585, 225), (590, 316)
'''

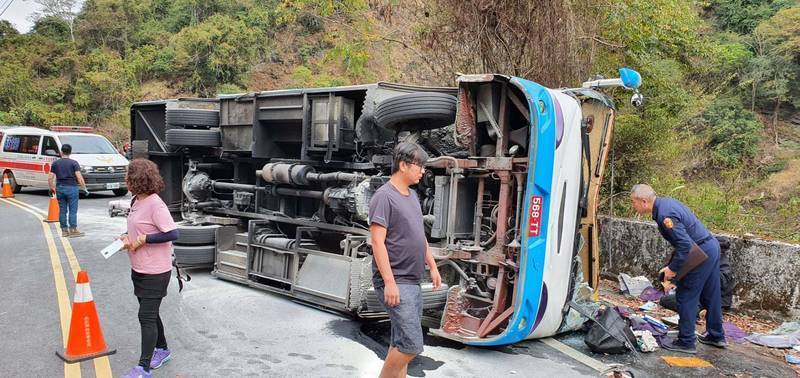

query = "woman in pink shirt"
(120, 159), (179, 378)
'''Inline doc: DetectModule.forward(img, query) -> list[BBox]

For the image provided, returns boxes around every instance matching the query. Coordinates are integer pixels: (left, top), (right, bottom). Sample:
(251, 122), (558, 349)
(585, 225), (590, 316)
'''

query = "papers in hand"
(101, 239), (125, 259)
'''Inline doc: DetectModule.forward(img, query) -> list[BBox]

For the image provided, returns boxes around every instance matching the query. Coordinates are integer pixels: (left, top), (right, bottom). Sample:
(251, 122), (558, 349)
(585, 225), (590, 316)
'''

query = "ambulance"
(0, 126), (129, 196)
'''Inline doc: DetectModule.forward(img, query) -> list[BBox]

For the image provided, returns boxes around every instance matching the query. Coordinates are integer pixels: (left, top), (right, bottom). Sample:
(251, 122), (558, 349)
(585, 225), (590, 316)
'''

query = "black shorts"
(131, 269), (171, 299)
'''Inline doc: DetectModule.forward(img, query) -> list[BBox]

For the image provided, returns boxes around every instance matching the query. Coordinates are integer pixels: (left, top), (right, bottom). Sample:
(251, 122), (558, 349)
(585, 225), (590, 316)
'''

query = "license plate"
(527, 195), (543, 237)
(106, 183), (120, 189)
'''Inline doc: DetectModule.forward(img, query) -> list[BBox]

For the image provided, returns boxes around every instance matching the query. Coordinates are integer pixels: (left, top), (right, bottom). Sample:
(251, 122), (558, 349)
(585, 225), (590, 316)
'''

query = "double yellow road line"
(1, 197), (113, 378)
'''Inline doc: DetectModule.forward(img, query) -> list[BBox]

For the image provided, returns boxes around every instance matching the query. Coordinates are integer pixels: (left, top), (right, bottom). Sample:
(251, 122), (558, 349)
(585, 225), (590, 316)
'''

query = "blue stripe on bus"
(466, 78), (556, 346)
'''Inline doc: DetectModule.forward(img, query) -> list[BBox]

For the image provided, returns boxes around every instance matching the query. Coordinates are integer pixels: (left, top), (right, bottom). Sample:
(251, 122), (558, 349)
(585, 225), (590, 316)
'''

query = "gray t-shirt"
(369, 182), (427, 288)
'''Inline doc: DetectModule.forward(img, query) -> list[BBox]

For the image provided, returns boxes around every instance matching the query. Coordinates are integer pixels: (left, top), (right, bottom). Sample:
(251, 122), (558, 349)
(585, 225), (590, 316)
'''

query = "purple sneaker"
(122, 366), (151, 378)
(150, 348), (172, 369)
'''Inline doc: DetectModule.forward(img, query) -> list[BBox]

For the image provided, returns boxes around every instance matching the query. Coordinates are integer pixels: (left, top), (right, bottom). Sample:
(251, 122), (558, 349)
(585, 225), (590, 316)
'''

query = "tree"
(170, 14), (259, 95)
(744, 7), (800, 136)
(707, 0), (795, 34)
(414, 0), (595, 87)
(72, 48), (138, 118)
(30, 16), (71, 42)
(32, 0), (79, 43)
(0, 20), (18, 40)
(701, 97), (762, 167)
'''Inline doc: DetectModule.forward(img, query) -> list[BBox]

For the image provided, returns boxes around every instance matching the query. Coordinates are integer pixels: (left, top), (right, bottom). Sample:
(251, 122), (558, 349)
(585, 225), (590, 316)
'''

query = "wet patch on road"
(325, 363), (358, 371)
(288, 352), (316, 360)
(259, 354), (282, 364)
(326, 319), (446, 377)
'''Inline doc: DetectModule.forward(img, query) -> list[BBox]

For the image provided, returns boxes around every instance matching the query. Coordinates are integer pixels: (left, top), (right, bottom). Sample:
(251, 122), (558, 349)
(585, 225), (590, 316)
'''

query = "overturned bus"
(129, 69), (643, 346)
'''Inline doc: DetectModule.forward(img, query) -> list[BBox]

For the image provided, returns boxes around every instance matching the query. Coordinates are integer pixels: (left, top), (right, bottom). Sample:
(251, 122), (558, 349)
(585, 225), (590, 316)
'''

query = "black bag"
(584, 307), (637, 354)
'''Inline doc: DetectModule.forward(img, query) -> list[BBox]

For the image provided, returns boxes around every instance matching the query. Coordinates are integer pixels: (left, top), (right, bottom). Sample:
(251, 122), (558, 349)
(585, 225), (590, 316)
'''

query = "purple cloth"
(723, 322), (747, 343)
(615, 306), (633, 318)
(630, 316), (668, 346)
(639, 287), (664, 302)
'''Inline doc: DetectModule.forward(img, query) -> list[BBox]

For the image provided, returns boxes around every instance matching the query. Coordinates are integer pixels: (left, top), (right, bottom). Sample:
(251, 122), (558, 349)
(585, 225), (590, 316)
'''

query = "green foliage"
(0, 20), (19, 39)
(0, 61), (34, 109)
(72, 48), (138, 118)
(600, 0), (705, 62)
(707, 0), (795, 34)
(125, 44), (175, 82)
(216, 83), (245, 95)
(323, 41), (370, 81)
(2, 101), (87, 126)
(596, 0), (709, 184)
(291, 65), (347, 88)
(700, 97), (762, 167)
(753, 6), (800, 109)
(31, 16), (72, 42)
(171, 14), (260, 96)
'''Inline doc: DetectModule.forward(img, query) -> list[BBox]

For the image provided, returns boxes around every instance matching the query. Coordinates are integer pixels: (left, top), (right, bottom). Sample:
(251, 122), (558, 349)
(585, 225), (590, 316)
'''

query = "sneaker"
(61, 228), (70, 237)
(68, 228), (85, 237)
(698, 334), (728, 348)
(150, 348), (172, 369)
(122, 366), (151, 378)
(661, 338), (697, 354)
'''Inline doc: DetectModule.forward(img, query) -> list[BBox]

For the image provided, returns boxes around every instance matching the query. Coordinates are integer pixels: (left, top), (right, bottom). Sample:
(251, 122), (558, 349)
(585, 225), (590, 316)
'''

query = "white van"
(0, 126), (129, 196)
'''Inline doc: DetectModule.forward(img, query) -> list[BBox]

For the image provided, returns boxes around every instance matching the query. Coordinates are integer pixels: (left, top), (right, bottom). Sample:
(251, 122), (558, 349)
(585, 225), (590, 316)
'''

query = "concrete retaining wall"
(599, 216), (800, 317)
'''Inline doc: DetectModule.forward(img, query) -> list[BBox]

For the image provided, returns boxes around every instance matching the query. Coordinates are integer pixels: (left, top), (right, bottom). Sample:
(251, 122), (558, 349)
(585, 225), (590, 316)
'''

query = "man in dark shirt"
(48, 144), (87, 237)
(369, 142), (441, 378)
(630, 184), (725, 354)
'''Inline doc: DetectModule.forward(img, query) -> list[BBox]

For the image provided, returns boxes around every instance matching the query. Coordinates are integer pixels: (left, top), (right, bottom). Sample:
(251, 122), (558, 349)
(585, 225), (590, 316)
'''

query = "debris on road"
(618, 273), (652, 297)
(599, 278), (779, 335)
(638, 286), (664, 302)
(662, 314), (680, 327)
(745, 321), (800, 348)
(633, 330), (659, 352)
(639, 301), (658, 312)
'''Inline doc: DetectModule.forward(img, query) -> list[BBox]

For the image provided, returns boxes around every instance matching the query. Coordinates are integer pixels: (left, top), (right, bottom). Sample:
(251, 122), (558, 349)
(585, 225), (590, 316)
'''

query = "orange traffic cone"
(1, 173), (13, 198)
(44, 194), (59, 223)
(56, 271), (116, 363)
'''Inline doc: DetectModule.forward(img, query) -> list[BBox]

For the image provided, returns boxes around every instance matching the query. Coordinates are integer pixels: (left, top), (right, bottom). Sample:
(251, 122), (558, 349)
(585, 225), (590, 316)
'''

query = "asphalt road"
(0, 189), (600, 377)
(1, 189), (792, 377)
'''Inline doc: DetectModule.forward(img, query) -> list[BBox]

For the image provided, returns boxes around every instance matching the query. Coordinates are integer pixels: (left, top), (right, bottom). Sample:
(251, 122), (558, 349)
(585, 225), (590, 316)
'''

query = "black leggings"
(137, 297), (168, 370)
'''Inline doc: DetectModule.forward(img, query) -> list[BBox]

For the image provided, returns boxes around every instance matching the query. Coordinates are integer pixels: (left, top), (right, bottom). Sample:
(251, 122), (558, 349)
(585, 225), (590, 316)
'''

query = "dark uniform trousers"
(652, 197), (725, 347)
(676, 237), (724, 346)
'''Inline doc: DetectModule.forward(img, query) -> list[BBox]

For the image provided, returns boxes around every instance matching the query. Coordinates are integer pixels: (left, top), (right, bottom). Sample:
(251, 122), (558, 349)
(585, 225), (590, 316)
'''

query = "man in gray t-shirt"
(369, 142), (441, 378)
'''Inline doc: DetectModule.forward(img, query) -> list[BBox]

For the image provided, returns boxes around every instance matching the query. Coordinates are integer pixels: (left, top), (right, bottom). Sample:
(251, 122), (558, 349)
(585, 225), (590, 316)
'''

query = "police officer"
(630, 184), (726, 354)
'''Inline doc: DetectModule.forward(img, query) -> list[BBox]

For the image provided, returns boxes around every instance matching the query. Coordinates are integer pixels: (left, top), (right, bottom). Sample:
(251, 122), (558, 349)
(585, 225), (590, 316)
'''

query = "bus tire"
(165, 109), (219, 129)
(165, 128), (222, 147)
(375, 92), (457, 132)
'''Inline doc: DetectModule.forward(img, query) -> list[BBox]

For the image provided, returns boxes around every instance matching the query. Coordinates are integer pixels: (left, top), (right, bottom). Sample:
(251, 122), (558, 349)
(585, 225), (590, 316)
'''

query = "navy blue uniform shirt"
(51, 158), (81, 186)
(651, 197), (713, 273)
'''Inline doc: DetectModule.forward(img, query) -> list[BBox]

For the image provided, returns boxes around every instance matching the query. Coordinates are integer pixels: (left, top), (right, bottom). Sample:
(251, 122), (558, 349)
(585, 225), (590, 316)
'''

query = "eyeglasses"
(406, 161), (426, 172)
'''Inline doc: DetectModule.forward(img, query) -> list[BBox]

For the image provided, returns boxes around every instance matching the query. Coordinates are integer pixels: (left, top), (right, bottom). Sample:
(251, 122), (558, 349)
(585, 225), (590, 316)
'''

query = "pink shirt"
(127, 194), (177, 274)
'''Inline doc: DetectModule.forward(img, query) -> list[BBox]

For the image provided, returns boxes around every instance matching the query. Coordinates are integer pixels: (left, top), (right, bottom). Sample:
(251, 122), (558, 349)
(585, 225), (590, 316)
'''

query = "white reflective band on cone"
(73, 283), (94, 303)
